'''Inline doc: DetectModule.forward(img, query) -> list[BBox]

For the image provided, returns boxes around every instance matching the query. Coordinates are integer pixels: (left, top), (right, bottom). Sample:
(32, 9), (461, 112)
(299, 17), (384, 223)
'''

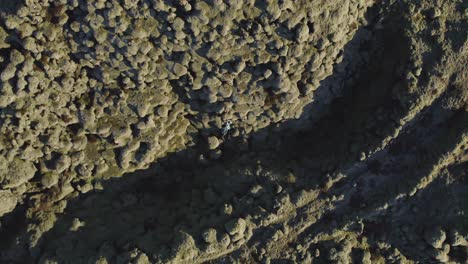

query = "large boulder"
(0, 156), (37, 189)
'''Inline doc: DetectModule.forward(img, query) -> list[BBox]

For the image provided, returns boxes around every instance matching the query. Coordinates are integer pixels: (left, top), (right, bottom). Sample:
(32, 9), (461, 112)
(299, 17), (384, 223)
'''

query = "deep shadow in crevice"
(0, 0), (22, 15)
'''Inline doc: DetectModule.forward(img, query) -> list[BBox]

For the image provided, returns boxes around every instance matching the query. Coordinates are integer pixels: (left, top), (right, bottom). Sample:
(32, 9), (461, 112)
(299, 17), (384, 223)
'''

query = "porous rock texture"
(0, 0), (467, 263)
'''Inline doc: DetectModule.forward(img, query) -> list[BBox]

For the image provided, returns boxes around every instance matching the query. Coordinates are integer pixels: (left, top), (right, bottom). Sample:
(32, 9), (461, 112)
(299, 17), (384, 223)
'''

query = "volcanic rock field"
(0, 0), (467, 263)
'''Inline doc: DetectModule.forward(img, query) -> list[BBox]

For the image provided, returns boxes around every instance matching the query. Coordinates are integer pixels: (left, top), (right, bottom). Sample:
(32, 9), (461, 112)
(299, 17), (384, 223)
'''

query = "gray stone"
(171, 232), (198, 262)
(22, 37), (36, 51)
(201, 228), (217, 243)
(207, 136), (220, 150)
(172, 63), (188, 77)
(156, 105), (170, 117)
(0, 190), (17, 216)
(424, 227), (447, 249)
(10, 49), (25, 65)
(250, 184), (263, 197)
(41, 172), (59, 188)
(0, 27), (10, 49)
(94, 28), (108, 44)
(225, 218), (247, 235)
(0, 156), (37, 189)
(449, 230), (468, 246)
(1, 64), (17, 82)
(172, 17), (185, 31)
(51, 155), (71, 173)
(296, 23), (309, 42)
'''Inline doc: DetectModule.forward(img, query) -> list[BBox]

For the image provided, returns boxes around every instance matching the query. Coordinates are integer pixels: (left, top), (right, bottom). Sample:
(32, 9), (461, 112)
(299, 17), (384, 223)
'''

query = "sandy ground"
(0, 0), (467, 263)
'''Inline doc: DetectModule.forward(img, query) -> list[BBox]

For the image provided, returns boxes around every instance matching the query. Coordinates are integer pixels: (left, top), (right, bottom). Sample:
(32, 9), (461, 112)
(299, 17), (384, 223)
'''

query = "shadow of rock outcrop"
(0, 0), (22, 15)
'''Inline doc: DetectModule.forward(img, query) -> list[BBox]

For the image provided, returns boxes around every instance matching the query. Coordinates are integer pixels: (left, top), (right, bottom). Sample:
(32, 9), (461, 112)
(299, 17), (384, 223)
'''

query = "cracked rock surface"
(0, 0), (467, 263)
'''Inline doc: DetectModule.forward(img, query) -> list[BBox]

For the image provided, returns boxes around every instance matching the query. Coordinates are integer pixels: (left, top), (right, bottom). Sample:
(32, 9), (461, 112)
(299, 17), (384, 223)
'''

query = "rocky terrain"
(0, 0), (466, 263)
